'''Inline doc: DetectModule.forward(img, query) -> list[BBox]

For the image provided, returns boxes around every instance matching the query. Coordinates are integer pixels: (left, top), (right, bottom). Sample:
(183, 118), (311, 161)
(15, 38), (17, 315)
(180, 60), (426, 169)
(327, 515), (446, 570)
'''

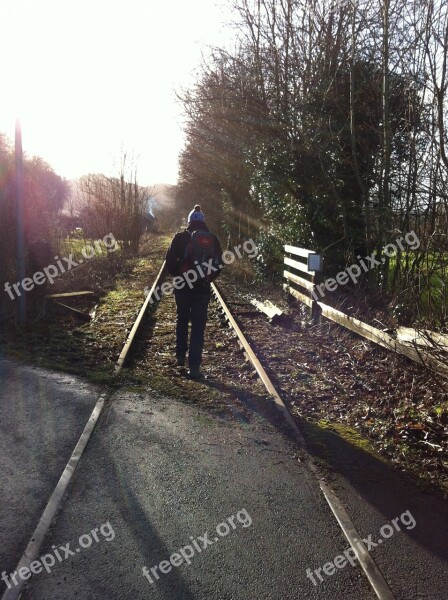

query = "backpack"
(180, 229), (220, 281)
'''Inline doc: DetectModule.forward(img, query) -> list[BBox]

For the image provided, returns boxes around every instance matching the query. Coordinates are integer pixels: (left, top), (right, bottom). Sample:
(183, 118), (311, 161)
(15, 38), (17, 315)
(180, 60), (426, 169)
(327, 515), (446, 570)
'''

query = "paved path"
(5, 384), (374, 599)
(311, 423), (448, 599)
(0, 359), (98, 579)
(1, 359), (448, 599)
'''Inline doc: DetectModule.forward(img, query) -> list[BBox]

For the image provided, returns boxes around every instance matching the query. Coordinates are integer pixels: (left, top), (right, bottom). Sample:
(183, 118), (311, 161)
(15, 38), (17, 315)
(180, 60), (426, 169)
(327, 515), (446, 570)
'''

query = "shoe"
(176, 354), (186, 367)
(187, 367), (202, 379)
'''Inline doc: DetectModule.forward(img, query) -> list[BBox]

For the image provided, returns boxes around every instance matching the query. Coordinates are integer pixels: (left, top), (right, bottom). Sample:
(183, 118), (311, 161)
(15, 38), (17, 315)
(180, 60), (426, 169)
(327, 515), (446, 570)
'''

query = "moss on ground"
(301, 419), (385, 465)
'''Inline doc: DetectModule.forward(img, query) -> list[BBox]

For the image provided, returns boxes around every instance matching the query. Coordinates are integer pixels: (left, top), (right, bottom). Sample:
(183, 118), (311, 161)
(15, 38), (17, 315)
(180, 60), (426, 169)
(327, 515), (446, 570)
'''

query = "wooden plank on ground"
(284, 270), (315, 292)
(396, 327), (448, 350)
(251, 299), (283, 321)
(46, 291), (95, 299)
(318, 301), (448, 378)
(284, 245), (314, 258)
(51, 301), (91, 322)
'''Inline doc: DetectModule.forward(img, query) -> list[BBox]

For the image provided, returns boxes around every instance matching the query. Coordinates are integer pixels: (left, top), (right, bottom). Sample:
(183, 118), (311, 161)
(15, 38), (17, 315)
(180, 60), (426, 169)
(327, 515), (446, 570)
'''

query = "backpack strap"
(179, 230), (193, 273)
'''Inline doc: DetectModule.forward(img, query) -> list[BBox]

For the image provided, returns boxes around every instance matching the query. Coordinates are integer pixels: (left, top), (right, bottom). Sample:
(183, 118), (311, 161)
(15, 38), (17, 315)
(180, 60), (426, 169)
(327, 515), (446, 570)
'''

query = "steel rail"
(211, 282), (305, 445)
(2, 270), (397, 600)
(115, 261), (166, 373)
(1, 395), (106, 600)
(211, 281), (397, 600)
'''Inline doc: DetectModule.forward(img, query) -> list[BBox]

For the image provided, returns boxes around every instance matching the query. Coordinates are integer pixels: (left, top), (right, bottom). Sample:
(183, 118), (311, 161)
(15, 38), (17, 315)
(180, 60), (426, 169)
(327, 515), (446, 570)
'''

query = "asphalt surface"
(1, 359), (447, 599)
(314, 425), (448, 599)
(5, 380), (375, 599)
(0, 358), (99, 580)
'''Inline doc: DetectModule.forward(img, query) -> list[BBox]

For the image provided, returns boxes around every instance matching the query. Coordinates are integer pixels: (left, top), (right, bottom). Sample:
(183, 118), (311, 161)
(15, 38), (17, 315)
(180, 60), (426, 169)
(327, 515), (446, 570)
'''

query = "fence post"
(307, 253), (323, 323)
(311, 272), (322, 323)
(283, 246), (323, 322)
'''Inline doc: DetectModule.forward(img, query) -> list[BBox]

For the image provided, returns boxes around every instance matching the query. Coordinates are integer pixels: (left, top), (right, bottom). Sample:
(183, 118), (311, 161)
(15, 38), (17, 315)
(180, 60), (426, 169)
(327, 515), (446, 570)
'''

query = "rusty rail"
(115, 261), (166, 373)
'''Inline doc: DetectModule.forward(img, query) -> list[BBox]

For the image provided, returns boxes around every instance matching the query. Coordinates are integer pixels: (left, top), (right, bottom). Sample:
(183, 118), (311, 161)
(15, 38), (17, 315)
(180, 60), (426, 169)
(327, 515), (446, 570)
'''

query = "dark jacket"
(165, 222), (223, 290)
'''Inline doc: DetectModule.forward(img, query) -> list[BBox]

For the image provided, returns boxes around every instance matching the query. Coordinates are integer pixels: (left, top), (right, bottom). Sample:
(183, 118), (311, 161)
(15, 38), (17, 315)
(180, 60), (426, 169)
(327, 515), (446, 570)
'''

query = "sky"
(0, 0), (235, 186)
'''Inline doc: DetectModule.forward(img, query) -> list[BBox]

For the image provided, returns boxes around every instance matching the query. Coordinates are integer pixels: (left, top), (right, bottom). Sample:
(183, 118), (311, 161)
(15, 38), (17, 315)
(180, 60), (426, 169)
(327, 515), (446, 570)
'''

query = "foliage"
(0, 133), (69, 319)
(175, 0), (448, 326)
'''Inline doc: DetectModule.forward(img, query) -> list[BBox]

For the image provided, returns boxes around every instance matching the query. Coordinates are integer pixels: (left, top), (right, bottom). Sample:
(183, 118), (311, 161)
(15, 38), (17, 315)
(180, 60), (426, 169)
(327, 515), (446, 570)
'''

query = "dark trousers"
(174, 289), (210, 369)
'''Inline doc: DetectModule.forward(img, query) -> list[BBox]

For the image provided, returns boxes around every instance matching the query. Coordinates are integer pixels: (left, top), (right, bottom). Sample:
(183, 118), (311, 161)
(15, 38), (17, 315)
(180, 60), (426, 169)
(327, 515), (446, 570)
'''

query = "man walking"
(165, 205), (223, 379)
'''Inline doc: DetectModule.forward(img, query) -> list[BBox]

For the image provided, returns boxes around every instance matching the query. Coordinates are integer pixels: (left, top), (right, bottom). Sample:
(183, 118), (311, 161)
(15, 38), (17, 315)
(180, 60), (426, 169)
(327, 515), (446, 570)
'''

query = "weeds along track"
(219, 280), (448, 495)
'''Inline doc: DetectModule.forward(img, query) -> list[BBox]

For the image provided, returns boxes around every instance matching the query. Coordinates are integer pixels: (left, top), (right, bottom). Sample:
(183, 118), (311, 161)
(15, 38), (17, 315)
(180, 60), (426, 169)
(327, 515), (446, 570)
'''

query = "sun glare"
(0, 0), (233, 185)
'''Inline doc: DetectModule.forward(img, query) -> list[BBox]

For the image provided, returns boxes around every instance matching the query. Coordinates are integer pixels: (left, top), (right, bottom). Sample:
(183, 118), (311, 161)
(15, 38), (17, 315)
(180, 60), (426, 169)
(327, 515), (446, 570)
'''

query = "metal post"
(15, 119), (26, 324)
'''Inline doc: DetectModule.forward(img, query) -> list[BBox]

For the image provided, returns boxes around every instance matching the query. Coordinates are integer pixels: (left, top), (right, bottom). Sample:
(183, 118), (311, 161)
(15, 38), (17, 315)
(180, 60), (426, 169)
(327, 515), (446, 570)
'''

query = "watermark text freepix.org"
(142, 508), (252, 585)
(312, 230), (420, 300)
(306, 509), (416, 586)
(1, 521), (115, 589)
(144, 239), (258, 301)
(4, 233), (118, 301)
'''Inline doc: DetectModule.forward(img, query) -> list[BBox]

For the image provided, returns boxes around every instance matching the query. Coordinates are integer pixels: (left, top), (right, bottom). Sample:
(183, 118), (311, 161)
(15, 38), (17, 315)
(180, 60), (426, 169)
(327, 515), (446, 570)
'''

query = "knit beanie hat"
(187, 204), (205, 223)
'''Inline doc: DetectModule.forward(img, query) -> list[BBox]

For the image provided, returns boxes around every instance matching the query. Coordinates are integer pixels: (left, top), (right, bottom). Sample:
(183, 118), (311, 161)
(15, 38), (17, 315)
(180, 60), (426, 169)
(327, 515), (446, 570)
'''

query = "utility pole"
(15, 119), (26, 325)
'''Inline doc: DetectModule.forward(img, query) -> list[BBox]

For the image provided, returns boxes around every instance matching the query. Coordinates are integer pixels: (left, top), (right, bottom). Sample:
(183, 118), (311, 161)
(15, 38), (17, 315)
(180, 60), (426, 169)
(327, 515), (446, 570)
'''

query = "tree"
(78, 153), (151, 253)
(176, 0), (448, 325)
(0, 134), (70, 320)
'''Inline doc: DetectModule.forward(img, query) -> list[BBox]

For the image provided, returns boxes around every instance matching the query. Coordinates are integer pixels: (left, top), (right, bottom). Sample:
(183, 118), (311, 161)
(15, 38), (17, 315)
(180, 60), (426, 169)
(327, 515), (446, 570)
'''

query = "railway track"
(112, 264), (396, 600)
(4, 261), (432, 600)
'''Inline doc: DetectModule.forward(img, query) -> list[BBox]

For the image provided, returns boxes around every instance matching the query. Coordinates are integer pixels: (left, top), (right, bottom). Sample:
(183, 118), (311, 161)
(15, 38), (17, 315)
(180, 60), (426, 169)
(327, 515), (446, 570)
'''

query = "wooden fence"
(283, 244), (448, 378)
(283, 245), (320, 318)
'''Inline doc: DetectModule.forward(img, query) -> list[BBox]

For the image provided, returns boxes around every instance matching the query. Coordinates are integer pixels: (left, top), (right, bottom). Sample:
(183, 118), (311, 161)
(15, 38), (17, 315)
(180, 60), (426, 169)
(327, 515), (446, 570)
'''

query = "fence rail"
(283, 244), (448, 378)
(283, 245), (319, 317)
(284, 245), (315, 258)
